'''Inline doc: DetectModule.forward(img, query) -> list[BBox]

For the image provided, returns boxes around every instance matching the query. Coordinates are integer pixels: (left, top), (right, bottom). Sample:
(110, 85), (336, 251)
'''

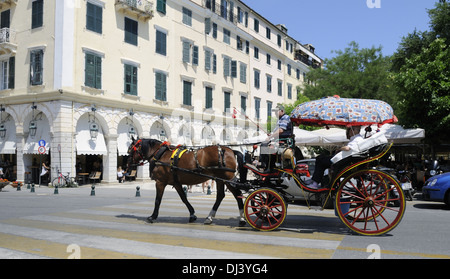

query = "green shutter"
(223, 57), (230, 77)
(156, 30), (166, 55)
(205, 50), (211, 71)
(183, 81), (192, 106)
(124, 17), (138, 46)
(205, 18), (211, 34)
(157, 0), (166, 14)
(155, 72), (167, 101)
(85, 53), (95, 88)
(32, 0), (43, 29)
(205, 87), (213, 109)
(182, 41), (190, 63)
(240, 63), (246, 84)
(224, 92), (231, 113)
(95, 55), (102, 89)
(8, 56), (14, 89)
(192, 45), (199, 66)
(124, 64), (137, 95)
(231, 60), (237, 78)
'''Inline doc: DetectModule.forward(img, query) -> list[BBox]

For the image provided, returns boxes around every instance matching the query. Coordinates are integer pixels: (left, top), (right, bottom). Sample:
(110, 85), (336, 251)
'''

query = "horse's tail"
(233, 150), (248, 184)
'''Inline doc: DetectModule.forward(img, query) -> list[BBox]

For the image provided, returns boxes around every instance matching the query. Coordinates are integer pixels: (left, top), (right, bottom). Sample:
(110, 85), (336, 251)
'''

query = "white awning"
(23, 121), (51, 154)
(0, 118), (16, 154)
(117, 132), (132, 156)
(76, 123), (107, 156)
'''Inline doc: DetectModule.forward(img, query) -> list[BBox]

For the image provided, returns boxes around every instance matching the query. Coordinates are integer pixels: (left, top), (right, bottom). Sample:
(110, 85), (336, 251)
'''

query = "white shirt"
(347, 134), (364, 152)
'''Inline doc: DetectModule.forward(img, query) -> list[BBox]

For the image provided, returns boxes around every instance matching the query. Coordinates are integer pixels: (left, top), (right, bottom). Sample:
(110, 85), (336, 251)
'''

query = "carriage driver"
(259, 105), (293, 171)
(267, 105), (293, 142)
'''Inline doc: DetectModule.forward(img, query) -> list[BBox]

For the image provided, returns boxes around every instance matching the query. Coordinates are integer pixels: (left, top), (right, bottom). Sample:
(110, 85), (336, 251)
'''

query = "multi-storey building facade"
(0, 0), (322, 184)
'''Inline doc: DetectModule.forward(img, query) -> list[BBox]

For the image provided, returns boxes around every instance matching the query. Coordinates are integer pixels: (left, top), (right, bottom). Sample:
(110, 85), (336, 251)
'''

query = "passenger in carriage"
(307, 126), (363, 189)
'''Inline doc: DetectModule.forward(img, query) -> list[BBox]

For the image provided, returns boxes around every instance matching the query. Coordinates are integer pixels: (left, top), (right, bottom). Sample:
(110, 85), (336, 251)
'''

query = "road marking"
(0, 197), (344, 259)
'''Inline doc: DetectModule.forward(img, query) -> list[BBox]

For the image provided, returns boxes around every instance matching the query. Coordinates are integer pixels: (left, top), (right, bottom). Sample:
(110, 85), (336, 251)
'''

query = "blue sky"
(243, 0), (438, 60)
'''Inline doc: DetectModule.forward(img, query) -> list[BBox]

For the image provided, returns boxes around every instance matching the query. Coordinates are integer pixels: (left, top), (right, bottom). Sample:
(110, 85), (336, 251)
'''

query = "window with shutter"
(157, 0), (166, 14)
(182, 41), (190, 63)
(182, 7), (192, 26)
(183, 80), (192, 106)
(155, 72), (167, 101)
(205, 50), (212, 71)
(223, 57), (230, 77)
(205, 18), (211, 34)
(192, 46), (199, 66)
(124, 17), (138, 46)
(205, 86), (213, 109)
(86, 2), (102, 34)
(32, 0), (43, 29)
(224, 92), (231, 113)
(231, 60), (237, 78)
(239, 63), (246, 84)
(156, 30), (167, 56)
(124, 64), (137, 95)
(85, 52), (102, 89)
(30, 49), (44, 86)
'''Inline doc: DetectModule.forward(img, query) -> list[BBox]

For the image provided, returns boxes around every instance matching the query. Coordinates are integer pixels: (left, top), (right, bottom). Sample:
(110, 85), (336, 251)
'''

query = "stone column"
(103, 134), (118, 183)
(15, 132), (25, 182)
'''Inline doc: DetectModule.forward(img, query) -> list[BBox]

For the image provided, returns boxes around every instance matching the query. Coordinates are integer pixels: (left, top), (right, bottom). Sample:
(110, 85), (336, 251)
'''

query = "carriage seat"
(330, 131), (388, 164)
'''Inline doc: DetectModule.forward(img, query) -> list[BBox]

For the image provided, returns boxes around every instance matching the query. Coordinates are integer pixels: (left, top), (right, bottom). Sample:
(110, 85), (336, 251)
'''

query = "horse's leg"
(147, 181), (166, 223)
(204, 180), (225, 225)
(226, 183), (246, 227)
(173, 184), (197, 223)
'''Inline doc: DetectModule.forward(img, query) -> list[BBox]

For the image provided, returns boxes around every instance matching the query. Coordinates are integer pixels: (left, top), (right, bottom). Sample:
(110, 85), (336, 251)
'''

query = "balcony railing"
(0, 28), (16, 56)
(0, 28), (14, 44)
(204, 0), (238, 25)
(115, 0), (154, 21)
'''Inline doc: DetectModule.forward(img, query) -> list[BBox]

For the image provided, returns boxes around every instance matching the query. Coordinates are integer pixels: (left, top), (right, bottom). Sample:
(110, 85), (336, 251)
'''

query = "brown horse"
(127, 138), (246, 226)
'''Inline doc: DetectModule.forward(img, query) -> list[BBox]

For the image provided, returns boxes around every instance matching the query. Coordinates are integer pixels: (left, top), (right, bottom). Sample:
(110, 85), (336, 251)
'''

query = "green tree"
(392, 38), (450, 146)
(302, 42), (396, 106)
(391, 1), (450, 150)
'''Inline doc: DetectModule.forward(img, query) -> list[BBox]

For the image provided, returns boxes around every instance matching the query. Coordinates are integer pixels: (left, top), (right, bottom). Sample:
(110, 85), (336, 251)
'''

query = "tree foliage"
(391, 1), (450, 145)
(302, 42), (396, 106)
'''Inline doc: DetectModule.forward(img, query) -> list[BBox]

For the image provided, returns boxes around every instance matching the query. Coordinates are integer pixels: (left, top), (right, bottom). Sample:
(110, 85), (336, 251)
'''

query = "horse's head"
(127, 137), (165, 168)
(127, 136), (144, 168)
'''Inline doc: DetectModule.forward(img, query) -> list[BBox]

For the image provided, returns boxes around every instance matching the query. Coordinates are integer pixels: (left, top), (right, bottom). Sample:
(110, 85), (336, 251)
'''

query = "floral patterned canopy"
(290, 96), (398, 127)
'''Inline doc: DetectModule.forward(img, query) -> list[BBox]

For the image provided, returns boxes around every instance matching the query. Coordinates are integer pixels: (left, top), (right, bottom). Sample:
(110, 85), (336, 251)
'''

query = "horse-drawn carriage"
(128, 97), (406, 236)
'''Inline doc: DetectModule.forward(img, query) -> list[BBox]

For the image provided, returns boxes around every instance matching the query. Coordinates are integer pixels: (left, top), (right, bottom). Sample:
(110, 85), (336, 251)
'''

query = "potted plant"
(11, 181), (23, 188)
(0, 178), (10, 191)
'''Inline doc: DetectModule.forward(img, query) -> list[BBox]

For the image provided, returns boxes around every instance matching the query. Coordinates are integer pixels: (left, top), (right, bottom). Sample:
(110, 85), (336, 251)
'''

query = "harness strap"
(170, 146), (188, 185)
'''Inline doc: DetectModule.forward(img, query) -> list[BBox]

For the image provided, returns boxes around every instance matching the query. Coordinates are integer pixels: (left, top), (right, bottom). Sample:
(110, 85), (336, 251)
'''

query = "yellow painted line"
(337, 246), (450, 259)
(49, 211), (345, 242)
(0, 232), (152, 259)
(2, 219), (334, 259)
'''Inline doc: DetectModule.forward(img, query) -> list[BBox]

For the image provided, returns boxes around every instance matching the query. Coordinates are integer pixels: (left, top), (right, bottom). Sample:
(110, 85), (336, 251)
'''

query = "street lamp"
(29, 103), (37, 138)
(89, 106), (99, 139)
(89, 122), (99, 139)
(0, 106), (6, 139)
(128, 109), (136, 137)
(0, 124), (5, 139)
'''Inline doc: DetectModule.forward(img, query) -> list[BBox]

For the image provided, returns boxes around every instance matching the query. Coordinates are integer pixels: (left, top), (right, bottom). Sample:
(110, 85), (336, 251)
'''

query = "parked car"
(422, 172), (450, 206)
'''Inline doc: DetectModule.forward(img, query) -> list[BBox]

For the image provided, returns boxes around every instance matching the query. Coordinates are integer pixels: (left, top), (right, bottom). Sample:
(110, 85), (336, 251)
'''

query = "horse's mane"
(139, 138), (162, 157)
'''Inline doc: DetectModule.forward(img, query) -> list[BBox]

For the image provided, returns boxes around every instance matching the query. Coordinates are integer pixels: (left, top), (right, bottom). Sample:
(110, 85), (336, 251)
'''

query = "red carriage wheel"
(244, 188), (287, 231)
(335, 169), (405, 236)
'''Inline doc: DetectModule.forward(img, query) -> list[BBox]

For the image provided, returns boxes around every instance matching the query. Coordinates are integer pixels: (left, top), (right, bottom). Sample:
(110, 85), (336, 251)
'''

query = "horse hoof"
(189, 215), (197, 223)
(146, 217), (155, 224)
(204, 217), (213, 225)
(239, 220), (247, 227)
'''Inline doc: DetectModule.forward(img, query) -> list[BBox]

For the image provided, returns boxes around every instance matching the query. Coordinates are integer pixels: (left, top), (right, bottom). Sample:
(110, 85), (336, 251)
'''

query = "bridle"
(128, 139), (171, 166)
(129, 139), (145, 166)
